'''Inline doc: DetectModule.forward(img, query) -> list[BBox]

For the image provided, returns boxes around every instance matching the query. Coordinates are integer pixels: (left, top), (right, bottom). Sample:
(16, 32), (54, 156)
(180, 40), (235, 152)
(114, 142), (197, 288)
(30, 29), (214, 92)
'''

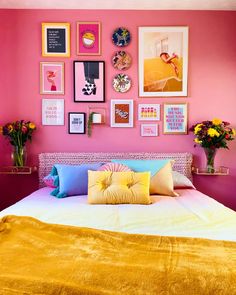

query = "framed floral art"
(40, 62), (64, 95)
(110, 99), (133, 128)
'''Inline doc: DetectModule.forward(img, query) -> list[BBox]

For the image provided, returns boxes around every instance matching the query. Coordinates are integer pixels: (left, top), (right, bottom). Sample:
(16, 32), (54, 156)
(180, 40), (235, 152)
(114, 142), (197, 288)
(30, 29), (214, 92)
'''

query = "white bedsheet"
(1, 187), (236, 241)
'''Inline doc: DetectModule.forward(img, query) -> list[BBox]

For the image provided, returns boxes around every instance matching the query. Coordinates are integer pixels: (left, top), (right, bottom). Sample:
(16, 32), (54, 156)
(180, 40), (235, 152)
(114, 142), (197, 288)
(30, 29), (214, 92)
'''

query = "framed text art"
(42, 99), (64, 125)
(139, 26), (188, 97)
(42, 23), (70, 57)
(110, 99), (133, 128)
(163, 103), (188, 134)
(138, 104), (160, 121)
(74, 61), (105, 103)
(76, 22), (101, 55)
(40, 62), (64, 95)
(141, 124), (158, 137)
(68, 112), (86, 134)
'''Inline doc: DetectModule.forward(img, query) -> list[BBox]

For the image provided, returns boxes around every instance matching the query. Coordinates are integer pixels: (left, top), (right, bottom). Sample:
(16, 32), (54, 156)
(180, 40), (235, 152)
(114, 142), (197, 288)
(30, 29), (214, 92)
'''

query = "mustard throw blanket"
(0, 215), (236, 295)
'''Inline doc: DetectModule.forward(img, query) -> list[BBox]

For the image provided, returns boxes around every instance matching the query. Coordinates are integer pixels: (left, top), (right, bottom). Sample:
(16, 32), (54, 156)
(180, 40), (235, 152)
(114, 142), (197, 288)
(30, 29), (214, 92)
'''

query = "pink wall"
(0, 9), (236, 210)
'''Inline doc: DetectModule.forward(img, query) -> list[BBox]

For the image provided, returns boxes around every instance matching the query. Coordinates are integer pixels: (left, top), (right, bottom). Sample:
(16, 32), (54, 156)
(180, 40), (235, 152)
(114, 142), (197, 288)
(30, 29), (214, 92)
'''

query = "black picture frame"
(68, 112), (86, 134)
(73, 61), (105, 103)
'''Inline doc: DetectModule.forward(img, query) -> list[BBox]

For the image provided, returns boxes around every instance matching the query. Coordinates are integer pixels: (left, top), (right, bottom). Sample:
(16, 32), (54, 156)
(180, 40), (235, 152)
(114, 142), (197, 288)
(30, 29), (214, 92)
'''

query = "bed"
(0, 152), (236, 294)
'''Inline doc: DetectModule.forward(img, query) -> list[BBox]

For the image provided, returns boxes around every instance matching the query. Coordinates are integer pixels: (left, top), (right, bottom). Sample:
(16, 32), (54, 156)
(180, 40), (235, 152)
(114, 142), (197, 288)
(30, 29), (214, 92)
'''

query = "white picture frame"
(138, 104), (160, 121)
(42, 99), (64, 125)
(141, 124), (158, 137)
(110, 99), (134, 128)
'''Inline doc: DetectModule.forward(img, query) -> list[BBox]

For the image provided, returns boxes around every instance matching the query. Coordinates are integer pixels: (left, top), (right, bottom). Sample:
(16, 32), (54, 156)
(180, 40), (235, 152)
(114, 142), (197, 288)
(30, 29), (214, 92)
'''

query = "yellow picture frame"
(42, 22), (70, 57)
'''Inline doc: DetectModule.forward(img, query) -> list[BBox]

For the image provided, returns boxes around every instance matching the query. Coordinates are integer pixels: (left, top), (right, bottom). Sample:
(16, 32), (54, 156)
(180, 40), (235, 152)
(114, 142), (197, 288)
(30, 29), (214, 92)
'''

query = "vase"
(204, 147), (217, 173)
(11, 146), (27, 167)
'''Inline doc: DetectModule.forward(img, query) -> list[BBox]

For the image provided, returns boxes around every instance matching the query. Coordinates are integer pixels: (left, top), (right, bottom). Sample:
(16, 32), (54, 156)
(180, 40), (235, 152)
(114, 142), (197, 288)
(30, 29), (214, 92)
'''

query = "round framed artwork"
(112, 51), (132, 70)
(112, 74), (132, 93)
(112, 27), (131, 47)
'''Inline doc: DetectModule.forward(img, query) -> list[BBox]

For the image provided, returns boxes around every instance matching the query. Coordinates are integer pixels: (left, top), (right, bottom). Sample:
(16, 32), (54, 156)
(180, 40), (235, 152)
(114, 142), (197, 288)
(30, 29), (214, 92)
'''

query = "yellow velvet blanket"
(0, 215), (236, 295)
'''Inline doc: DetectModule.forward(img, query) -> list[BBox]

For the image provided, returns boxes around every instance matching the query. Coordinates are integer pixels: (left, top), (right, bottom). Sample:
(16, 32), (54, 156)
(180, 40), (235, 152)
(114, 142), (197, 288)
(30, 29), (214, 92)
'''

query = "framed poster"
(110, 99), (133, 128)
(42, 23), (70, 57)
(141, 124), (158, 137)
(74, 61), (105, 103)
(138, 104), (160, 121)
(76, 22), (101, 55)
(68, 112), (86, 134)
(42, 99), (64, 125)
(163, 103), (188, 134)
(139, 26), (188, 97)
(40, 62), (64, 95)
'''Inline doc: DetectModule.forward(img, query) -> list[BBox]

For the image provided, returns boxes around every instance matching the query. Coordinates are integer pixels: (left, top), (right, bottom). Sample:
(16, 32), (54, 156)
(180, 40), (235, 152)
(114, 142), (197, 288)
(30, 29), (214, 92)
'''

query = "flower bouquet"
(0, 120), (36, 166)
(190, 118), (235, 172)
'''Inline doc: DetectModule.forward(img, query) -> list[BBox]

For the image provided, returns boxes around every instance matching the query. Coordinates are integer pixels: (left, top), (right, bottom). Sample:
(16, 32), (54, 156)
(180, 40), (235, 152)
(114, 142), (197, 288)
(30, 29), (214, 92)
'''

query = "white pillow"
(172, 171), (195, 189)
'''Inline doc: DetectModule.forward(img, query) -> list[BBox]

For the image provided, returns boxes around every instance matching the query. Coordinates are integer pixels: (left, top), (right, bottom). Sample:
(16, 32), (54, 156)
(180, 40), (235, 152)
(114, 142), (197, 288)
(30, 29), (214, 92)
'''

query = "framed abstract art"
(138, 26), (188, 97)
(110, 99), (133, 128)
(73, 61), (105, 103)
(40, 62), (64, 95)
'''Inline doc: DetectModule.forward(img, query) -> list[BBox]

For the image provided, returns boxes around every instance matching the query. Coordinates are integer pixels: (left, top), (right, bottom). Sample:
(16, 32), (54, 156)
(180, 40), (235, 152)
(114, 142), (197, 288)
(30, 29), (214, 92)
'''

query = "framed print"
(141, 124), (158, 137)
(40, 62), (64, 95)
(163, 103), (188, 134)
(110, 99), (133, 128)
(74, 61), (105, 103)
(138, 26), (188, 97)
(76, 22), (101, 55)
(42, 99), (64, 125)
(68, 112), (86, 134)
(138, 104), (160, 121)
(42, 23), (70, 57)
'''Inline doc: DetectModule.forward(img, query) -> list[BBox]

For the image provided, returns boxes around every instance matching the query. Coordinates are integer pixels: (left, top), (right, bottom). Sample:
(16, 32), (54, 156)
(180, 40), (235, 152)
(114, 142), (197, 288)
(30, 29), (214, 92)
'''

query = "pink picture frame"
(40, 62), (64, 95)
(76, 22), (101, 56)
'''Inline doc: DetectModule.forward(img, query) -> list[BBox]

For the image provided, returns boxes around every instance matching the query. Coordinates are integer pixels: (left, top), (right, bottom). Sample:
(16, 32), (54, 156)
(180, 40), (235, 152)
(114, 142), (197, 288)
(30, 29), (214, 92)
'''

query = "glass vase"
(204, 147), (217, 173)
(11, 146), (27, 167)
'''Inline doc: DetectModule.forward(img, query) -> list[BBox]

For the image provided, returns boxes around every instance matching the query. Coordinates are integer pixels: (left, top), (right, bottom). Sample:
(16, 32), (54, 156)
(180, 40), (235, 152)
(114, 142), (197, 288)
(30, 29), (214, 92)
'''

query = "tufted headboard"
(38, 152), (193, 188)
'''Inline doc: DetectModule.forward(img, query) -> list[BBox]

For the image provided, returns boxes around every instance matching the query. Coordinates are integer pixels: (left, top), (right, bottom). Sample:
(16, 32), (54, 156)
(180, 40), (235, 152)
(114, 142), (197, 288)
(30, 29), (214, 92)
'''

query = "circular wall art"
(112, 74), (132, 93)
(112, 27), (131, 47)
(112, 51), (132, 70)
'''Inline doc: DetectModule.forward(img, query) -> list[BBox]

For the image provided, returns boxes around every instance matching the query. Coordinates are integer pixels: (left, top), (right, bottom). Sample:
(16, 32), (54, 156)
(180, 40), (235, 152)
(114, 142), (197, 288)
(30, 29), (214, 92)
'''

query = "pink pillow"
(98, 162), (132, 172)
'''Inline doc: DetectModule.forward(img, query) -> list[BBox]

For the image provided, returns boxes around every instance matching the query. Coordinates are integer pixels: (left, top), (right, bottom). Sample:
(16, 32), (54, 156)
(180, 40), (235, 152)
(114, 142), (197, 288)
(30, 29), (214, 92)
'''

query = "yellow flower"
(29, 122), (36, 129)
(0, 126), (3, 134)
(194, 138), (202, 144)
(8, 124), (13, 133)
(232, 128), (236, 136)
(212, 118), (222, 125)
(194, 124), (203, 134)
(207, 128), (220, 137)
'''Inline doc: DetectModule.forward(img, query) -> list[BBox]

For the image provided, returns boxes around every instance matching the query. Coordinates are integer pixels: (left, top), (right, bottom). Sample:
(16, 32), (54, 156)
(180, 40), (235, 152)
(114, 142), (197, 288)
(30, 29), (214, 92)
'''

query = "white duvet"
(1, 187), (236, 242)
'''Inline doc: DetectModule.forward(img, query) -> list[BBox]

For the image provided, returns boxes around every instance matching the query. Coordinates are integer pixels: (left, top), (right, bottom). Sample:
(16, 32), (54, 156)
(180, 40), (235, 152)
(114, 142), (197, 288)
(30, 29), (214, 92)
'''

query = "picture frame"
(76, 22), (101, 55)
(141, 124), (158, 137)
(138, 104), (160, 121)
(163, 103), (188, 134)
(138, 26), (189, 97)
(74, 61), (105, 103)
(40, 62), (64, 95)
(42, 22), (70, 57)
(68, 112), (86, 134)
(110, 99), (133, 128)
(42, 99), (64, 125)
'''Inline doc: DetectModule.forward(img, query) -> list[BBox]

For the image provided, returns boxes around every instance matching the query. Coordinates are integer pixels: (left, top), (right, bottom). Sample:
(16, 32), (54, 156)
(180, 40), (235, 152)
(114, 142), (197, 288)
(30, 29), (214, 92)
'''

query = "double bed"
(0, 152), (236, 294)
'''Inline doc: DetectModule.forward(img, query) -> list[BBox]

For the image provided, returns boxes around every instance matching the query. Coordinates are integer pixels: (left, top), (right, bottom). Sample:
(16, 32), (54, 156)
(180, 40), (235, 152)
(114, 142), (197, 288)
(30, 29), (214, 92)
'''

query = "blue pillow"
(51, 163), (103, 198)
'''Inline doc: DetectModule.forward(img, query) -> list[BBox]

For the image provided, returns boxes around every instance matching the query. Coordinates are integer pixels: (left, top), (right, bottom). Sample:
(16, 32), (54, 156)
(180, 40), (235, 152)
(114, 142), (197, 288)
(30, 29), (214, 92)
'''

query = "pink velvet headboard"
(38, 152), (193, 188)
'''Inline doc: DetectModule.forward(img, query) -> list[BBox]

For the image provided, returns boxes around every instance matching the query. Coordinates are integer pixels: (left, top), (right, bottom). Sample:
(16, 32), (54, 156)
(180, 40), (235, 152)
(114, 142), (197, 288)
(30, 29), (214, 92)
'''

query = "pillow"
(88, 170), (151, 204)
(172, 171), (195, 189)
(111, 159), (178, 197)
(98, 162), (131, 172)
(51, 163), (103, 198)
(43, 174), (59, 188)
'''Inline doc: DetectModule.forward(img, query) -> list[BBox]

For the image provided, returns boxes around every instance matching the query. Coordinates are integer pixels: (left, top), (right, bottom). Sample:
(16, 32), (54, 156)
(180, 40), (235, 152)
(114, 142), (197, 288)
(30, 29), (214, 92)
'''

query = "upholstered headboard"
(38, 152), (193, 188)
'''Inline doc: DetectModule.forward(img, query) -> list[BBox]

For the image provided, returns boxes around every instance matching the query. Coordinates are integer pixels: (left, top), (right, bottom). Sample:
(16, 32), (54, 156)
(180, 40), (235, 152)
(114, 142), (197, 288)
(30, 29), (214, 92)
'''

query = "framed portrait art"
(74, 61), (105, 103)
(42, 99), (64, 126)
(68, 112), (86, 134)
(77, 22), (101, 55)
(40, 62), (64, 95)
(139, 26), (188, 97)
(42, 23), (70, 57)
(110, 99), (133, 128)
(163, 103), (188, 134)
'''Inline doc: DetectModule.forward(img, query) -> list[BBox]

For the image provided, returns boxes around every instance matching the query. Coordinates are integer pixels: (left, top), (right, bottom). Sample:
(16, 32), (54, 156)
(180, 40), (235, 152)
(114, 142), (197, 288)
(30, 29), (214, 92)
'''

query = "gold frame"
(163, 103), (188, 134)
(42, 22), (70, 57)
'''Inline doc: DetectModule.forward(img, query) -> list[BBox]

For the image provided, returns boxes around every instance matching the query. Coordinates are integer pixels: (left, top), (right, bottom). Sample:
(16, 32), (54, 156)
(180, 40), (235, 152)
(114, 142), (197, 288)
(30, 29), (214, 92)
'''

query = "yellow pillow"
(88, 171), (151, 205)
